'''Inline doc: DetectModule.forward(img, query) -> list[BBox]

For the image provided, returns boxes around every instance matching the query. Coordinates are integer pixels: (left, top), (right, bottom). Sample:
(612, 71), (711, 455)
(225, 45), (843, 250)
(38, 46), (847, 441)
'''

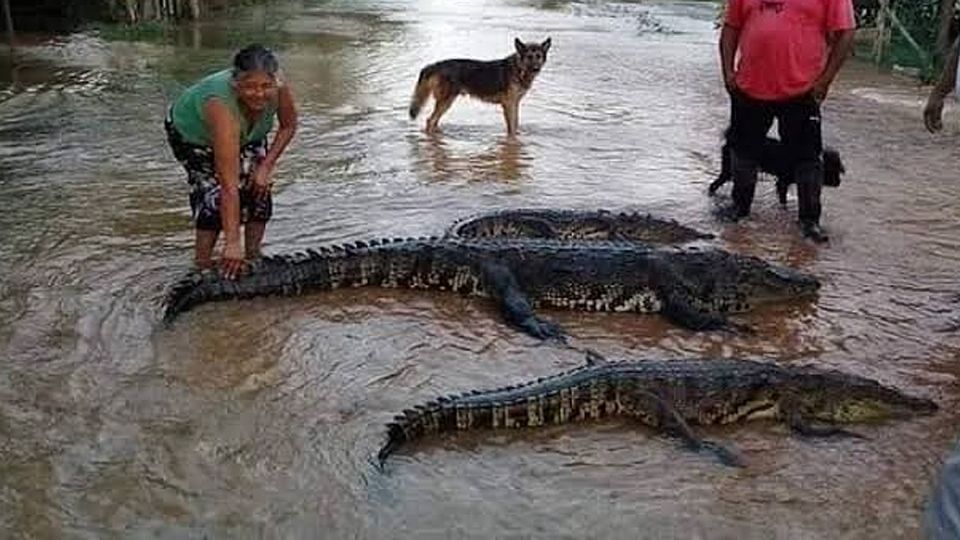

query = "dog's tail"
(409, 64), (441, 119)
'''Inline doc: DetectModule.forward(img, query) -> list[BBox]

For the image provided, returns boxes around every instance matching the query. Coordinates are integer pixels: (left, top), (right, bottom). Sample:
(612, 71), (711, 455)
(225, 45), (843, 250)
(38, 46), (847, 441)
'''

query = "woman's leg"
(195, 229), (219, 269)
(244, 222), (265, 260)
(239, 139), (272, 261)
(166, 117), (226, 267)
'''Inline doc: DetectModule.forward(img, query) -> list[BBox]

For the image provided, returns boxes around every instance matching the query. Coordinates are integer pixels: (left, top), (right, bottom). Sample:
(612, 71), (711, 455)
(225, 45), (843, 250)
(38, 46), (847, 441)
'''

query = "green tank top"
(170, 69), (276, 146)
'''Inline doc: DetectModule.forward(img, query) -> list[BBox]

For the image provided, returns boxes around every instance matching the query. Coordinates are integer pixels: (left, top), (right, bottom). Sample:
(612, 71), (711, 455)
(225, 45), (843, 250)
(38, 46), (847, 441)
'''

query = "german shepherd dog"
(409, 37), (552, 136)
(708, 127), (846, 206)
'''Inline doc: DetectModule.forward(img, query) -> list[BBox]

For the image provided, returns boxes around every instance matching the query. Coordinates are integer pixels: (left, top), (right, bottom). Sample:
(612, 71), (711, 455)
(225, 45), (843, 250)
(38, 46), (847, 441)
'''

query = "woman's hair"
(232, 44), (279, 78)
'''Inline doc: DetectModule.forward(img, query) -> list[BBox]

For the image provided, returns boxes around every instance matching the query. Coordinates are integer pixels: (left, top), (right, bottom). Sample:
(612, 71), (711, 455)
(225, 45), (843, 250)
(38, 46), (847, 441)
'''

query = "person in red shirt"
(719, 0), (856, 243)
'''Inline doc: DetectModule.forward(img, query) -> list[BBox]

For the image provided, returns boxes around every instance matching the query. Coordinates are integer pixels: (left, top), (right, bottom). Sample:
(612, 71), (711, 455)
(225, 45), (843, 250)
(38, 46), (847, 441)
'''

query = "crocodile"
(377, 358), (938, 467)
(445, 208), (715, 244)
(162, 237), (819, 337)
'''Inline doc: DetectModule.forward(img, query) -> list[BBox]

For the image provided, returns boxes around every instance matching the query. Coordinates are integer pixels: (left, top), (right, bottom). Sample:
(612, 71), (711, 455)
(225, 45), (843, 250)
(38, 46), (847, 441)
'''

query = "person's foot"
(194, 258), (216, 271)
(707, 177), (725, 196)
(800, 221), (829, 243)
(715, 204), (749, 223)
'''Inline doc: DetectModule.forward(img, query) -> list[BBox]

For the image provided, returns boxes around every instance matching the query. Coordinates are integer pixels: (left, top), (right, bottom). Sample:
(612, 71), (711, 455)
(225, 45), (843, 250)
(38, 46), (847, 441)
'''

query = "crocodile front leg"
(658, 284), (729, 331)
(641, 389), (743, 467)
(479, 261), (565, 341)
(655, 278), (755, 334)
(781, 399), (868, 440)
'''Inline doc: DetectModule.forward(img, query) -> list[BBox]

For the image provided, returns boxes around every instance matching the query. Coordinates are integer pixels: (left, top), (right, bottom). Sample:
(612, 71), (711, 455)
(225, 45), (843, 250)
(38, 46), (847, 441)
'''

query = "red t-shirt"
(725, 0), (855, 100)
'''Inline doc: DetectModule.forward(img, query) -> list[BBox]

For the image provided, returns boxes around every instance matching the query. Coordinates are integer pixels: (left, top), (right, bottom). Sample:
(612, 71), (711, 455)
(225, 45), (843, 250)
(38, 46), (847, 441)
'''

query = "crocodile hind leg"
(658, 285), (729, 331)
(479, 261), (565, 342)
(640, 390), (744, 467)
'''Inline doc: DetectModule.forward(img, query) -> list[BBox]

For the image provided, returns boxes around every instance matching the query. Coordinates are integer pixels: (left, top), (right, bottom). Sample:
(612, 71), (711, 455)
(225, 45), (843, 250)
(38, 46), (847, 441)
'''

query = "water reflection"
(413, 131), (531, 183)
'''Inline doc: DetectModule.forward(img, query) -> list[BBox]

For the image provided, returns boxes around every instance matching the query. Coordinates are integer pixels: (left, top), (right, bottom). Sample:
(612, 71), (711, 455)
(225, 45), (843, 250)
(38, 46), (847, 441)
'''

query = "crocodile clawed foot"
(520, 316), (566, 342)
(792, 425), (868, 440)
(698, 440), (745, 468)
(722, 321), (757, 335)
(583, 348), (609, 366)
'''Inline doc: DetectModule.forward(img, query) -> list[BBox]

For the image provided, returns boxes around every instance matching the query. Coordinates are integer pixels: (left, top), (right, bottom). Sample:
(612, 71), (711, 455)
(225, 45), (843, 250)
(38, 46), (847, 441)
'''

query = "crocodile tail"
(378, 398), (458, 464)
(161, 254), (316, 323)
(377, 363), (613, 464)
(161, 237), (437, 323)
(162, 271), (212, 323)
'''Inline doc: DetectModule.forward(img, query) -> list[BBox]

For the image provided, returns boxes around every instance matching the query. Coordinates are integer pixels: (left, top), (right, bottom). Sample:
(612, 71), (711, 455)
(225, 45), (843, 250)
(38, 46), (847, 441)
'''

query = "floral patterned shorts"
(165, 113), (272, 231)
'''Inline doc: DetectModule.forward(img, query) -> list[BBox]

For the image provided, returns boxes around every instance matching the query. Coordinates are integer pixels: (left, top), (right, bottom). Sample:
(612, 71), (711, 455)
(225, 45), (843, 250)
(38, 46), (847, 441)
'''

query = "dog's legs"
(502, 100), (519, 136)
(709, 143), (732, 195)
(776, 180), (790, 207)
(426, 90), (456, 134)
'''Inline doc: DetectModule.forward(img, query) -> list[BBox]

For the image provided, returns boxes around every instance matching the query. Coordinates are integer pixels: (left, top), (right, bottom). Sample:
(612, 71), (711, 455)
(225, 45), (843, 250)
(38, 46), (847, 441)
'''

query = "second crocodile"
(163, 237), (819, 339)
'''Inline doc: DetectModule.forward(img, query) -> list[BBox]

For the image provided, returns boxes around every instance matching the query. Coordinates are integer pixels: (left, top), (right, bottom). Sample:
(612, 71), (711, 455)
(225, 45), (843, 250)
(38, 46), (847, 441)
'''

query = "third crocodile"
(445, 208), (714, 244)
(378, 357), (938, 466)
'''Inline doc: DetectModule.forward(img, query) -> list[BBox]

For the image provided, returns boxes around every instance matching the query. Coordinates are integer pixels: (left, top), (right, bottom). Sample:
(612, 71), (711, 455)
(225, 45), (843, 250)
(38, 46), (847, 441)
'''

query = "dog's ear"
(541, 37), (552, 52)
(515, 38), (526, 54)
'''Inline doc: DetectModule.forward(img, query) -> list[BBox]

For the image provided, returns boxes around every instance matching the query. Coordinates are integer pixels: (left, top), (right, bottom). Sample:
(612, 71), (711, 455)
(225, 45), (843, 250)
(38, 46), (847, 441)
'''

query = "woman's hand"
(251, 162), (273, 200)
(221, 241), (245, 280)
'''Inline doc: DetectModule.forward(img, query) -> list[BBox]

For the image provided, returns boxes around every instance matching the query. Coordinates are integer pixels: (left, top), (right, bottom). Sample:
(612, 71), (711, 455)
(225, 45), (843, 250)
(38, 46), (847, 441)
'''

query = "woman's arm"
(251, 84), (298, 200)
(266, 84), (298, 169)
(204, 97), (245, 279)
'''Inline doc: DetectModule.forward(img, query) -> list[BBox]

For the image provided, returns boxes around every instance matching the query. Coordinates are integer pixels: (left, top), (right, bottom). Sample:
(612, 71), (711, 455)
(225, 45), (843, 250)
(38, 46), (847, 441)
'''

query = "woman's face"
(232, 70), (278, 113)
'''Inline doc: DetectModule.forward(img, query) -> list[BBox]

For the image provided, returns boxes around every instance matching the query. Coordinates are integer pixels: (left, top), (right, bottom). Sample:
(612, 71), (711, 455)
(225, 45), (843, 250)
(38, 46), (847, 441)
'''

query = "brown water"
(2, 0), (960, 538)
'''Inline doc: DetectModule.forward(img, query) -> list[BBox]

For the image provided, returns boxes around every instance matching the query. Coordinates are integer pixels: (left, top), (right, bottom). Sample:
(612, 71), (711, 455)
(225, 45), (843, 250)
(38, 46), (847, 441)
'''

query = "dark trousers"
(728, 90), (824, 224)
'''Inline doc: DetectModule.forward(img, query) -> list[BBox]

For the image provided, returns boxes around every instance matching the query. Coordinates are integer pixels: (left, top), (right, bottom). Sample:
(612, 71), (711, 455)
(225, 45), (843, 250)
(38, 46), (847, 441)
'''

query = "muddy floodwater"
(2, 0), (960, 538)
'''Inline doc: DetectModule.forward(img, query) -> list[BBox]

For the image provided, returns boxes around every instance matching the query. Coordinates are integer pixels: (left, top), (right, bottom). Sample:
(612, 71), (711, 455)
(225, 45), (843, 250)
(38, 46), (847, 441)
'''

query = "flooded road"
(2, 0), (960, 537)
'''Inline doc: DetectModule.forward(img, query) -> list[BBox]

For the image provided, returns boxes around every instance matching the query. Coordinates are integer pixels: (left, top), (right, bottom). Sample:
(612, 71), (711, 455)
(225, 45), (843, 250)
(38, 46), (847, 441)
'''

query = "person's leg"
(778, 95), (826, 242)
(195, 229), (219, 269)
(167, 116), (225, 267)
(240, 139), (272, 261)
(244, 222), (266, 260)
(190, 181), (225, 267)
(727, 91), (774, 219)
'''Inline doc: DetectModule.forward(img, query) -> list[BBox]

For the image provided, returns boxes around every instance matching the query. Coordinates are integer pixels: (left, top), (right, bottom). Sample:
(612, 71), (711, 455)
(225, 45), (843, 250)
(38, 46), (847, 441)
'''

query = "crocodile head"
(792, 369), (938, 422)
(671, 250), (820, 310)
(734, 256), (821, 304)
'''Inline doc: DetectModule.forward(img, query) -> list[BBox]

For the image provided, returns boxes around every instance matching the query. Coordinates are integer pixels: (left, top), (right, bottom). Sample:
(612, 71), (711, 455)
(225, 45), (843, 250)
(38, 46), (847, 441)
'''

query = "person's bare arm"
(719, 24), (741, 94)
(924, 36), (960, 133)
(251, 84), (298, 200)
(203, 98), (244, 279)
(811, 29), (856, 102)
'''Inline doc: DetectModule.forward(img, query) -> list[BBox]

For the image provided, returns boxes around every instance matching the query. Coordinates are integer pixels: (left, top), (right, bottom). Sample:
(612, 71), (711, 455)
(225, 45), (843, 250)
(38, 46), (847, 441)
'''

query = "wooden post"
(125, 0), (138, 24)
(2, 0), (14, 48)
(887, 6), (932, 70)
(872, 0), (890, 65)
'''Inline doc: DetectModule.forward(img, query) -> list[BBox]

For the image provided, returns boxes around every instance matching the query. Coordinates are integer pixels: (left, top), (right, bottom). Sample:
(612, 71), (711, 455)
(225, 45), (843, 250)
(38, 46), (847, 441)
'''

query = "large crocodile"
(445, 208), (714, 244)
(162, 237), (819, 338)
(377, 358), (938, 467)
